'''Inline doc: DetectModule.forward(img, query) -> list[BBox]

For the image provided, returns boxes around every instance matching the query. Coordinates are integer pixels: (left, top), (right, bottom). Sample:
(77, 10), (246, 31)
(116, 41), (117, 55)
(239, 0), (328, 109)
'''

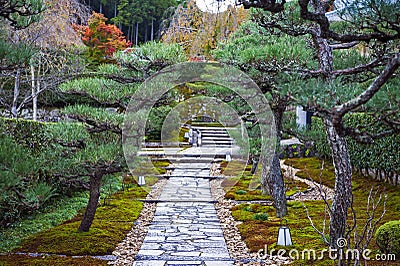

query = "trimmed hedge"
(0, 118), (52, 152)
(375, 220), (400, 257)
(306, 114), (399, 183)
(0, 118), (122, 227)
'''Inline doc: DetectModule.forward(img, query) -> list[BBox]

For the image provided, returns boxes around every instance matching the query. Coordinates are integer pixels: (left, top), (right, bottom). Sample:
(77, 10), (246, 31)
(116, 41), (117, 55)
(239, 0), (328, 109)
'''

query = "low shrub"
(375, 220), (400, 257)
(236, 189), (247, 195)
(254, 213), (269, 221)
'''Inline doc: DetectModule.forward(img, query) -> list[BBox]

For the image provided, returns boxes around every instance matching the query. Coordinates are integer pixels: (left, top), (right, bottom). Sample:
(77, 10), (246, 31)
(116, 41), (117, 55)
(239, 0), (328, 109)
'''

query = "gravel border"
(109, 178), (167, 265)
(210, 164), (291, 266)
(281, 161), (334, 201)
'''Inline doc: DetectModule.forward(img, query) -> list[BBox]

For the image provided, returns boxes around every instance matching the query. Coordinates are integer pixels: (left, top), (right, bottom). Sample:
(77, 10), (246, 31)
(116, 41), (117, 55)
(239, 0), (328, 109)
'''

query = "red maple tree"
(74, 12), (131, 62)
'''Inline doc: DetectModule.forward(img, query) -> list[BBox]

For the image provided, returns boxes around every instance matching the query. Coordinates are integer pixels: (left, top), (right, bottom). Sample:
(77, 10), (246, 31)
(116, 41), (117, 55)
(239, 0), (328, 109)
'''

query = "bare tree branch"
(330, 41), (359, 50)
(334, 53), (400, 118)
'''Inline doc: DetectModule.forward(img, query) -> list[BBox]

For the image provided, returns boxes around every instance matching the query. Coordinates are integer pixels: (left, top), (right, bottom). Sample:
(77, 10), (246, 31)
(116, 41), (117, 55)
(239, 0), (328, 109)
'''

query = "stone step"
(150, 175), (223, 179)
(162, 175), (223, 179)
(160, 158), (223, 164)
(201, 143), (234, 147)
(201, 134), (231, 138)
(133, 258), (234, 266)
(142, 199), (218, 203)
(164, 166), (210, 170)
(201, 134), (231, 139)
(149, 153), (228, 159)
(202, 137), (233, 140)
(134, 255), (234, 262)
(200, 132), (230, 136)
(193, 126), (236, 130)
(198, 128), (227, 131)
(202, 140), (234, 144)
(201, 144), (233, 148)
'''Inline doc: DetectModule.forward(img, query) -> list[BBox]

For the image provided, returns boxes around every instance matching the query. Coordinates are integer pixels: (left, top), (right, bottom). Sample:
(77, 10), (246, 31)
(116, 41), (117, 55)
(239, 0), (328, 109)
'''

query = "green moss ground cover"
(0, 176), (159, 265)
(0, 254), (107, 266)
(225, 158), (400, 265)
(152, 160), (171, 175)
(14, 186), (148, 255)
(0, 174), (124, 253)
(0, 192), (89, 253)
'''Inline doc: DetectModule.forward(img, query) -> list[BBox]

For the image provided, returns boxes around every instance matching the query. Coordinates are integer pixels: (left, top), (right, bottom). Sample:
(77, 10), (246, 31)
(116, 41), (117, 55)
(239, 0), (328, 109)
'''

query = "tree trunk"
(324, 118), (352, 249)
(35, 66), (40, 120)
(11, 68), (21, 118)
(144, 21), (148, 42)
(151, 19), (154, 41)
(135, 23), (139, 46)
(30, 64), (38, 121)
(114, 1), (117, 19)
(127, 25), (131, 43)
(99, 2), (103, 13)
(261, 107), (287, 217)
(262, 154), (288, 217)
(314, 36), (333, 76)
(131, 23), (135, 43)
(78, 171), (103, 232)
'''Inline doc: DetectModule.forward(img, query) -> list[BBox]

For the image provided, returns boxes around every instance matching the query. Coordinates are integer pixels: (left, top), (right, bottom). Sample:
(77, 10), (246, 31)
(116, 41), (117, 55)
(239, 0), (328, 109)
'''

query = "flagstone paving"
(133, 160), (234, 266)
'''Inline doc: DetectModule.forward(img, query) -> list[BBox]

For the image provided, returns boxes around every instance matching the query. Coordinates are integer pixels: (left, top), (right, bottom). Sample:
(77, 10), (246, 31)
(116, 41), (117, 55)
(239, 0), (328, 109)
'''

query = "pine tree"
(238, 0), (400, 250)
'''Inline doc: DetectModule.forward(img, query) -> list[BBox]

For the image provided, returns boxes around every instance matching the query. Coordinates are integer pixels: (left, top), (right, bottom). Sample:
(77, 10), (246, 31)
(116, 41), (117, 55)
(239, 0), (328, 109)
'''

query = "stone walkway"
(133, 162), (234, 266)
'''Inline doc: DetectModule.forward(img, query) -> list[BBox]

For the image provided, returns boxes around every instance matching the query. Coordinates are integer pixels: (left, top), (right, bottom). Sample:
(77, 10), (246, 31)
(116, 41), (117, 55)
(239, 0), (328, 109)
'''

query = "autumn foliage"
(73, 12), (131, 62)
(162, 0), (248, 58)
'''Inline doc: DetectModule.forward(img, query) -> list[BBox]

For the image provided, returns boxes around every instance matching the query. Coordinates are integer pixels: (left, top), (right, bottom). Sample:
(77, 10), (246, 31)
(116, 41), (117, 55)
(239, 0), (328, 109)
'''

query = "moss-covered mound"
(229, 158), (400, 265)
(15, 188), (146, 256)
(0, 254), (107, 266)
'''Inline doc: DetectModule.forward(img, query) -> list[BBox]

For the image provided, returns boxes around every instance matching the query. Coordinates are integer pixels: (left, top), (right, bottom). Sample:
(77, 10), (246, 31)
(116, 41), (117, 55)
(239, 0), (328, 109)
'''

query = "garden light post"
(277, 219), (292, 246)
(225, 151), (231, 162)
(138, 175), (146, 186)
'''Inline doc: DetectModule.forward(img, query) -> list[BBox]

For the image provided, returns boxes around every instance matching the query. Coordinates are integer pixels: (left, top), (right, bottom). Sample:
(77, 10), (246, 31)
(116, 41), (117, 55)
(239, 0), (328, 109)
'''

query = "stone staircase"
(138, 126), (238, 168)
(194, 127), (235, 148)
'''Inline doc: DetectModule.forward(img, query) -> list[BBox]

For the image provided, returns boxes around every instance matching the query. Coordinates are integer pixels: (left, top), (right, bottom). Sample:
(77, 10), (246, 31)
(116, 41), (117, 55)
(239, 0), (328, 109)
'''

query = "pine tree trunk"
(261, 107), (287, 217)
(78, 171), (103, 232)
(324, 118), (352, 248)
(315, 37), (333, 75)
